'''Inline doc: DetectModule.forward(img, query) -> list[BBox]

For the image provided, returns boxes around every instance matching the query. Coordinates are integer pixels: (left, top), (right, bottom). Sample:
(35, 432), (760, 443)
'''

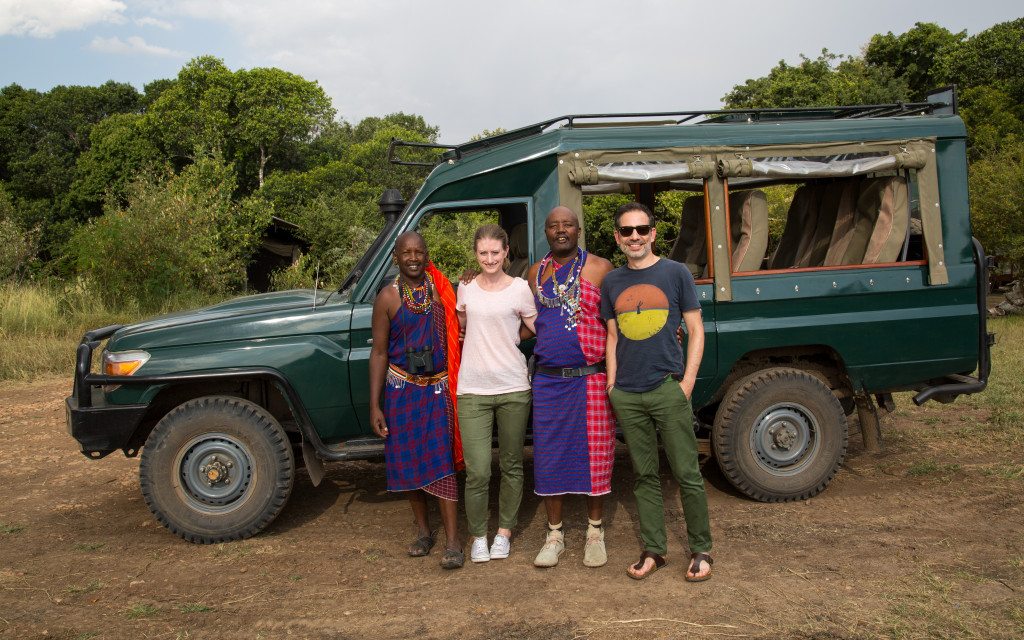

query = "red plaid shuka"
(426, 262), (465, 471)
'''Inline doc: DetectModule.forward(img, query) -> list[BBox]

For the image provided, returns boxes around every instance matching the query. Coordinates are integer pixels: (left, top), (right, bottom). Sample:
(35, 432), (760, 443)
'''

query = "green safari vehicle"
(67, 90), (992, 542)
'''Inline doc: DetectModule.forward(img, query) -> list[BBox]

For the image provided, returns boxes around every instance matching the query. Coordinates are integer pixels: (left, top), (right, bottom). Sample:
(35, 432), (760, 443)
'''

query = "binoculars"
(405, 346), (435, 375)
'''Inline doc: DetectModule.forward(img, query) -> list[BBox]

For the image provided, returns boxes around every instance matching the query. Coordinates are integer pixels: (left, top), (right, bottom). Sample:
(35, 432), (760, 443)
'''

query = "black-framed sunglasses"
(616, 225), (652, 237)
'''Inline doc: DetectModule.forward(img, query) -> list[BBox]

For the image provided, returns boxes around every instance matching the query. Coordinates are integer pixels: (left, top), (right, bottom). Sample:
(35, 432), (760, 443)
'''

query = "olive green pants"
(609, 377), (712, 556)
(458, 390), (531, 538)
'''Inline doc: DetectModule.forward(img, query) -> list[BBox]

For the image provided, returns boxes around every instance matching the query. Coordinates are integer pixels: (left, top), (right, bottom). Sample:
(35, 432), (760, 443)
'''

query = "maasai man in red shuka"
(369, 231), (464, 570)
(526, 206), (616, 569)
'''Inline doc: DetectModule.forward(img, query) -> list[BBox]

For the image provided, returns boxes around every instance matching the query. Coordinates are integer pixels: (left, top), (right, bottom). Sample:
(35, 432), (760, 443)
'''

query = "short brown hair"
(614, 201), (654, 227)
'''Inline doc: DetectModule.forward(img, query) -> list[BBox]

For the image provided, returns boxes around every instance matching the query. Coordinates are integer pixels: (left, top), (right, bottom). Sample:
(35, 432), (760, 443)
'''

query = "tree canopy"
(3, 16), (1024, 301)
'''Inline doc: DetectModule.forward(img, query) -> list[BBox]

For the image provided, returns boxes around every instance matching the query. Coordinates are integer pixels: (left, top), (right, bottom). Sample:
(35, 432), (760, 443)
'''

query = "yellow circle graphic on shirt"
(614, 284), (669, 341)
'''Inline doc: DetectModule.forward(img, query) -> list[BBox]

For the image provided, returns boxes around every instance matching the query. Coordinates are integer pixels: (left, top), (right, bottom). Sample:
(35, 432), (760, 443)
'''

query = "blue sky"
(1, 1), (1020, 142)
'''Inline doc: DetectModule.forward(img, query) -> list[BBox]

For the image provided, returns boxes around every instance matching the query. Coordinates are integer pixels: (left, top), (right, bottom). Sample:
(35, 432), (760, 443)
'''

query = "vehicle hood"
(107, 289), (347, 351)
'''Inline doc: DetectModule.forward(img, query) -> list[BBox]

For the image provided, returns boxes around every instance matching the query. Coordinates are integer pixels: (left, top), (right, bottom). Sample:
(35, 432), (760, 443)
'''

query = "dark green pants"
(609, 377), (712, 556)
(458, 390), (531, 538)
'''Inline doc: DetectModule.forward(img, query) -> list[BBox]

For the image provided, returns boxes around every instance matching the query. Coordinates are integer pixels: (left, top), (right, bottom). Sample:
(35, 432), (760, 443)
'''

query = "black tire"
(139, 396), (295, 543)
(712, 367), (847, 502)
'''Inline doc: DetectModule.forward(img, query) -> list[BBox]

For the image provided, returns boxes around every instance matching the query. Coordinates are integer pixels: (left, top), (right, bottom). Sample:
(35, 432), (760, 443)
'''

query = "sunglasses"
(616, 225), (652, 237)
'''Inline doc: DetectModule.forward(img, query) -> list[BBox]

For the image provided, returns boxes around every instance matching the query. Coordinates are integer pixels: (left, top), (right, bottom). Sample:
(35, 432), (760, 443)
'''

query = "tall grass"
(0, 281), (224, 380)
(960, 314), (1024, 443)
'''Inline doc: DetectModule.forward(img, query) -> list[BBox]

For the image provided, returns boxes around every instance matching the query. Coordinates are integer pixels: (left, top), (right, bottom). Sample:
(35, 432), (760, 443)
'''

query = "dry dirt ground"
(1, 378), (1022, 640)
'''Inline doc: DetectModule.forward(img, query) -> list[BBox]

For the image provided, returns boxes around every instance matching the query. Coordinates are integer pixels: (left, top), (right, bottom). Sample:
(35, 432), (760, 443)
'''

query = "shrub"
(70, 155), (271, 307)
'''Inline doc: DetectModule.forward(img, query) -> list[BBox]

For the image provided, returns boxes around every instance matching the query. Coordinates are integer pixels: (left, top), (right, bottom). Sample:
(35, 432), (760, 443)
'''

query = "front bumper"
(65, 324), (149, 458)
(66, 393), (148, 458)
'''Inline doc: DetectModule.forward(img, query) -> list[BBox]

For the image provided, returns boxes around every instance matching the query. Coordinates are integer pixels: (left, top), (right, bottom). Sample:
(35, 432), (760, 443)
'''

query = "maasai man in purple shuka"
(369, 232), (463, 570)
(527, 206), (616, 569)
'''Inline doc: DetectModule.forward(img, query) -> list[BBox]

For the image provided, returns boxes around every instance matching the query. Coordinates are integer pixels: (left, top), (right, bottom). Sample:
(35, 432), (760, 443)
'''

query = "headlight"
(103, 350), (151, 376)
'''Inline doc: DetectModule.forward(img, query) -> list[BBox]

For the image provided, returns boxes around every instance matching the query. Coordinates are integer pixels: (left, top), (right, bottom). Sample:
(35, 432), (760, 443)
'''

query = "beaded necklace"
(535, 248), (584, 331)
(395, 272), (433, 314)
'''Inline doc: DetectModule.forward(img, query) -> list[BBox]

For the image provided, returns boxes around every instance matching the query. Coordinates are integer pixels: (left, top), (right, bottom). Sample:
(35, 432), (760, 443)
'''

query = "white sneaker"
(489, 533), (511, 559)
(583, 526), (607, 568)
(470, 536), (490, 563)
(533, 529), (565, 568)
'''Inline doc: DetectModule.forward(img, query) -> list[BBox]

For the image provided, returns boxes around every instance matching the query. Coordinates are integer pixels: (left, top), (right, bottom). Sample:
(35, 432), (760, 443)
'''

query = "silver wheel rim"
(748, 402), (820, 476)
(174, 433), (255, 514)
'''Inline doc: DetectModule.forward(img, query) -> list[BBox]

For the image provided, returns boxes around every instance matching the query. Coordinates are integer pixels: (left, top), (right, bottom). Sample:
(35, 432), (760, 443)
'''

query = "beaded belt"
(388, 363), (448, 387)
(535, 362), (606, 378)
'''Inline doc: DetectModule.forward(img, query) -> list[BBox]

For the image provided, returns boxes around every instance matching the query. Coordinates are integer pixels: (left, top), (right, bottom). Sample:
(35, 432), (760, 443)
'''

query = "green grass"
(0, 522), (25, 534)
(67, 579), (104, 595)
(906, 460), (939, 476)
(879, 568), (1012, 639)
(0, 281), (227, 380)
(73, 542), (106, 552)
(124, 603), (159, 619)
(906, 460), (962, 478)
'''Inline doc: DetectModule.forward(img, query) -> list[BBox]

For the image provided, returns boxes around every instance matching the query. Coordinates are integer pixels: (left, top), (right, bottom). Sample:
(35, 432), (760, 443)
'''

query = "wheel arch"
(713, 344), (854, 408)
(124, 369), (327, 483)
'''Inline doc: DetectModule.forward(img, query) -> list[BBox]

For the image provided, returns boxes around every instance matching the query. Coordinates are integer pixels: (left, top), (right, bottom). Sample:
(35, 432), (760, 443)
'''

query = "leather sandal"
(626, 550), (665, 580)
(685, 552), (714, 582)
(407, 530), (436, 557)
(440, 547), (465, 570)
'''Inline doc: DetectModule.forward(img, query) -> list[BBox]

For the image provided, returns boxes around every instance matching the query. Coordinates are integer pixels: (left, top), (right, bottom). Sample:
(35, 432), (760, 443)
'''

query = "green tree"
(958, 86), (1024, 158)
(0, 182), (36, 281)
(969, 139), (1024, 273)
(864, 22), (965, 99)
(232, 67), (334, 189)
(71, 154), (271, 306)
(723, 50), (908, 108)
(145, 56), (234, 166)
(67, 113), (164, 217)
(939, 18), (1024, 106)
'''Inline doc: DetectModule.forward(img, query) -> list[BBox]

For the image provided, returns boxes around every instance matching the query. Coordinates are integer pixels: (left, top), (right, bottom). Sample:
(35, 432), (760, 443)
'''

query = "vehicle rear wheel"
(712, 368), (847, 502)
(139, 396), (294, 543)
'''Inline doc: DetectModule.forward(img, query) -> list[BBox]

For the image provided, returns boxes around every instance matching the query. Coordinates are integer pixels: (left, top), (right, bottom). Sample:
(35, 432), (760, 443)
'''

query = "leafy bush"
(969, 138), (1024, 273)
(70, 155), (271, 306)
(0, 184), (36, 282)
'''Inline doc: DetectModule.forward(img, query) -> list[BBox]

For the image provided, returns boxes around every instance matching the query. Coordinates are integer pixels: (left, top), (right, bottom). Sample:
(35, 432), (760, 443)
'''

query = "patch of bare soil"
(1, 378), (1022, 639)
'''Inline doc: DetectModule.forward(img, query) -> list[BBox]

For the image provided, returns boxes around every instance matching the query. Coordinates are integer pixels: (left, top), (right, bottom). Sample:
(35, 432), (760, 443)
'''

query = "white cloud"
(88, 35), (185, 58)
(135, 16), (173, 30)
(112, 0), (1024, 142)
(0, 0), (126, 38)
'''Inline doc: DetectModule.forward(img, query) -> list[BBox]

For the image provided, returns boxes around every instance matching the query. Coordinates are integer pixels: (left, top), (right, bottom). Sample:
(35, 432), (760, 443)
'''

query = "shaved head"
(395, 231), (426, 253)
(546, 205), (576, 224)
(544, 205), (580, 259)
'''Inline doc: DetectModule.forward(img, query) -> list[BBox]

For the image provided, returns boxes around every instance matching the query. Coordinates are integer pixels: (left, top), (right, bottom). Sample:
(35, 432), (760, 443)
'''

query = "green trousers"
(609, 377), (712, 556)
(458, 390), (531, 538)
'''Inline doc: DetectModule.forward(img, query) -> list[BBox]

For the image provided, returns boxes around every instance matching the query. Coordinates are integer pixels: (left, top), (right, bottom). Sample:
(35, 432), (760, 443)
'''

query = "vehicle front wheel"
(712, 368), (847, 502)
(139, 396), (295, 543)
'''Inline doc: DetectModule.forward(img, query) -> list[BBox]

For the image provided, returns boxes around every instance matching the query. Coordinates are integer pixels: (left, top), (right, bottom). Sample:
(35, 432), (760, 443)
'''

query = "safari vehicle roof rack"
(387, 87), (957, 167)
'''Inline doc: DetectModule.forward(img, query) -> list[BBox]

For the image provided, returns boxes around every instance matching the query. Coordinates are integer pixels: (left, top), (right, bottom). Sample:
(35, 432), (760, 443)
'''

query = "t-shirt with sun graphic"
(599, 258), (700, 393)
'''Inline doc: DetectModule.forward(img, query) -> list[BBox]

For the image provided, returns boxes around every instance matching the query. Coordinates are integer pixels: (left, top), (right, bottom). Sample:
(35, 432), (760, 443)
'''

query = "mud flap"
(301, 440), (325, 487)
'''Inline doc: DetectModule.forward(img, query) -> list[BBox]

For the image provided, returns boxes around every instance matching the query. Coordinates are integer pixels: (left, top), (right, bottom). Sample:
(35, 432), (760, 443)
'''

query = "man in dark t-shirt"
(600, 201), (713, 582)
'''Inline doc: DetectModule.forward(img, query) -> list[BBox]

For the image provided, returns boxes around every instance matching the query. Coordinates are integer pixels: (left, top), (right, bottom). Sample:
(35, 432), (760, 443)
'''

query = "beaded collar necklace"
(395, 272), (433, 315)
(536, 248), (584, 331)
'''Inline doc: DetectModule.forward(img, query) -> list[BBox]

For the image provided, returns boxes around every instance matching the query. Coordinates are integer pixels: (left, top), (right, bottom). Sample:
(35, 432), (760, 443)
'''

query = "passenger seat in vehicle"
(769, 185), (821, 269)
(728, 189), (769, 272)
(668, 195), (708, 278)
(507, 223), (531, 277)
(836, 175), (910, 265)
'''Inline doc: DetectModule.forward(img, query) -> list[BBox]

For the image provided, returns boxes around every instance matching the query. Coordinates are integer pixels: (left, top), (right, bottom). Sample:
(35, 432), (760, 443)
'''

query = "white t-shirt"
(456, 277), (537, 395)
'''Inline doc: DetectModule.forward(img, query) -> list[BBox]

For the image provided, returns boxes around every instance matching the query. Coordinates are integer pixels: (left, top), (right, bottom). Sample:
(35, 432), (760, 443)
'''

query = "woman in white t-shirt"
(456, 224), (537, 564)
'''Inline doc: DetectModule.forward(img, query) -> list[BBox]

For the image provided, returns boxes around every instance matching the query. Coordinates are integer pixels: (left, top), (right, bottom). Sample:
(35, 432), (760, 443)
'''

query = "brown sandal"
(685, 552), (713, 582)
(626, 550), (665, 580)
(407, 530), (436, 557)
